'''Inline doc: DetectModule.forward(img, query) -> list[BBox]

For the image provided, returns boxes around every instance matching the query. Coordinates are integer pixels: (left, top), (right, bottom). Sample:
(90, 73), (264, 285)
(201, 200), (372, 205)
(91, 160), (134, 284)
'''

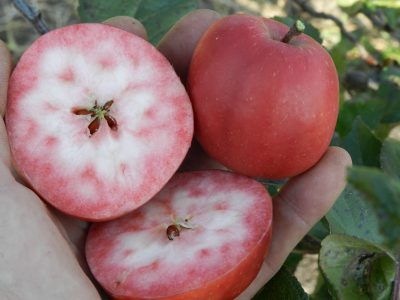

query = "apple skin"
(85, 170), (272, 300)
(6, 24), (193, 221)
(187, 14), (339, 179)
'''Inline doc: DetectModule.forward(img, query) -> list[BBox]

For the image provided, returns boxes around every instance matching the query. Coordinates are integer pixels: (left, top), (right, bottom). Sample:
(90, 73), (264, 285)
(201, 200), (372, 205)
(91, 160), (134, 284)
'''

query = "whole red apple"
(188, 14), (339, 179)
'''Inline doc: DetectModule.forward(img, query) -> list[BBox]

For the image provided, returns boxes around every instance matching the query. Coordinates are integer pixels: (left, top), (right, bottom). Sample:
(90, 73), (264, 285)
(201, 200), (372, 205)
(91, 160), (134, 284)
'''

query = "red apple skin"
(86, 170), (272, 300)
(6, 24), (193, 221)
(112, 231), (271, 300)
(188, 14), (339, 179)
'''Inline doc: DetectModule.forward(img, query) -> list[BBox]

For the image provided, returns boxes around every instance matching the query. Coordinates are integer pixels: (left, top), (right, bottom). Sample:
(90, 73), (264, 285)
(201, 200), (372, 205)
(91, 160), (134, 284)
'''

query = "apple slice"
(86, 170), (272, 300)
(6, 24), (193, 220)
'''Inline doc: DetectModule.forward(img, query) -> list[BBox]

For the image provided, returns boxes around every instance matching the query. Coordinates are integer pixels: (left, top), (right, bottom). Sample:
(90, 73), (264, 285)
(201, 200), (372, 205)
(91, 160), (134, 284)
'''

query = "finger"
(157, 9), (221, 81)
(269, 147), (351, 269)
(0, 40), (12, 171)
(49, 207), (91, 271)
(236, 146), (352, 299)
(103, 16), (147, 40)
(0, 182), (101, 299)
(0, 40), (12, 116)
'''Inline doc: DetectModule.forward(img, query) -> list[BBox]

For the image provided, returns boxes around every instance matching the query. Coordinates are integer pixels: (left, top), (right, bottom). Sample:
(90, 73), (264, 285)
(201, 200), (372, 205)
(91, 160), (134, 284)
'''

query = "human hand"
(0, 9), (351, 300)
(0, 14), (151, 300)
(0, 37), (100, 300)
(158, 10), (351, 297)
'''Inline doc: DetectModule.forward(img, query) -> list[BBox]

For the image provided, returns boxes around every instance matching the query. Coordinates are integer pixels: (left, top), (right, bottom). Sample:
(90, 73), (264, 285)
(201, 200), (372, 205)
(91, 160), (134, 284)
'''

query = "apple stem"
(281, 20), (306, 43)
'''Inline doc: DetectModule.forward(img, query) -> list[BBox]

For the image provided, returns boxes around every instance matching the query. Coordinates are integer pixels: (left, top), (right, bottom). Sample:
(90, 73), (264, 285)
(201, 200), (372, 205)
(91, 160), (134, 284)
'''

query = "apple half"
(6, 24), (193, 220)
(86, 170), (273, 300)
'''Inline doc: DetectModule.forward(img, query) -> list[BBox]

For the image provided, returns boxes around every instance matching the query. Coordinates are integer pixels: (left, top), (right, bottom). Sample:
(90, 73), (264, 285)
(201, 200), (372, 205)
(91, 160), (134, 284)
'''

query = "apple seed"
(72, 100), (118, 136)
(166, 224), (180, 241)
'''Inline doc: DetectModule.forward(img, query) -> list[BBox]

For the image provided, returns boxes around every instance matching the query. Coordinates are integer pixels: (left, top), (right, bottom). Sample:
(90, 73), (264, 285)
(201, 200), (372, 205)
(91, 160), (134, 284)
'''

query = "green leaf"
(381, 7), (400, 30)
(381, 66), (400, 86)
(338, 0), (364, 15)
(309, 218), (330, 241)
(368, 255), (397, 300)
(312, 273), (334, 300)
(302, 23), (323, 45)
(296, 220), (330, 254)
(348, 166), (400, 250)
(252, 266), (310, 300)
(336, 97), (386, 137)
(258, 178), (286, 197)
(134, 0), (198, 44)
(373, 123), (392, 140)
(284, 252), (304, 274)
(380, 81), (400, 123)
(366, 0), (400, 8)
(78, 0), (139, 23)
(380, 138), (400, 178)
(326, 185), (385, 245)
(78, 0), (198, 44)
(337, 0), (362, 6)
(320, 234), (396, 300)
(383, 46), (400, 65)
(334, 117), (382, 167)
(330, 38), (354, 76)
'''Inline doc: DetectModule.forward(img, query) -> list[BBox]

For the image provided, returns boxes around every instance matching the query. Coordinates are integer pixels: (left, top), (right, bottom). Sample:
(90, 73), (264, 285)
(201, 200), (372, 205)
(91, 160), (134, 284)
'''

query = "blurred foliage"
(1, 0), (400, 299)
(320, 235), (396, 300)
(276, 0), (400, 299)
(224, 0), (400, 298)
(253, 266), (310, 300)
(0, 0), (79, 61)
(79, 0), (197, 44)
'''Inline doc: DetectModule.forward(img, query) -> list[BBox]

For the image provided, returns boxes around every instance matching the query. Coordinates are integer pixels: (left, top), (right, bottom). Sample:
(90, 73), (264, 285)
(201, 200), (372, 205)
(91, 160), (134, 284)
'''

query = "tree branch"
(292, 0), (379, 66)
(393, 262), (400, 300)
(292, 0), (357, 43)
(362, 9), (400, 42)
(12, 0), (50, 35)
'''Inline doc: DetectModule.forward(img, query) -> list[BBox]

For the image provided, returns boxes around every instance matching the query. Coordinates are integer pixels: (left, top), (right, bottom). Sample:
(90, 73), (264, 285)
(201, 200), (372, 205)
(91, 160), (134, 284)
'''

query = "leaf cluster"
(269, 0), (400, 299)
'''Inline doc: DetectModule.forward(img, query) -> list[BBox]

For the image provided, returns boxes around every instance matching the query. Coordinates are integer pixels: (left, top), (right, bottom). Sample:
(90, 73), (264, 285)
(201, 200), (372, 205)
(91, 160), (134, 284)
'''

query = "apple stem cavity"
(281, 20), (306, 44)
(72, 99), (118, 136)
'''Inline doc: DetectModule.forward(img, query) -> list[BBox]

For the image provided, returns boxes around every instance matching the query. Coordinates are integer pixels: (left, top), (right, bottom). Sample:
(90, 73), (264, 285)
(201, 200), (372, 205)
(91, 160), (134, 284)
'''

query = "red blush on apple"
(86, 170), (272, 300)
(188, 15), (339, 179)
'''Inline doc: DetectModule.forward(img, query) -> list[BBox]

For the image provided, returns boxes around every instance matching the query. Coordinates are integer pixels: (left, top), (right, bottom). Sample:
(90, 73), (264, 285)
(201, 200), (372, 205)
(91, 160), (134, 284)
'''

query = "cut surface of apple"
(6, 23), (193, 220)
(86, 170), (273, 300)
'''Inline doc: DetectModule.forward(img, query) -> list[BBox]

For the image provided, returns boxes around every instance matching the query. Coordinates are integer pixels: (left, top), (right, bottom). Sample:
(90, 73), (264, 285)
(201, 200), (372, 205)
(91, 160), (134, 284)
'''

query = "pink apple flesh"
(86, 170), (272, 300)
(6, 24), (193, 220)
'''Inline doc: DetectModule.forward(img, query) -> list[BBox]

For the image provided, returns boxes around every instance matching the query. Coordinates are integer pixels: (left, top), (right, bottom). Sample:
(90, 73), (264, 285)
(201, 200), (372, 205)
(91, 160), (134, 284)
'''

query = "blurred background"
(2, 0), (399, 62)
